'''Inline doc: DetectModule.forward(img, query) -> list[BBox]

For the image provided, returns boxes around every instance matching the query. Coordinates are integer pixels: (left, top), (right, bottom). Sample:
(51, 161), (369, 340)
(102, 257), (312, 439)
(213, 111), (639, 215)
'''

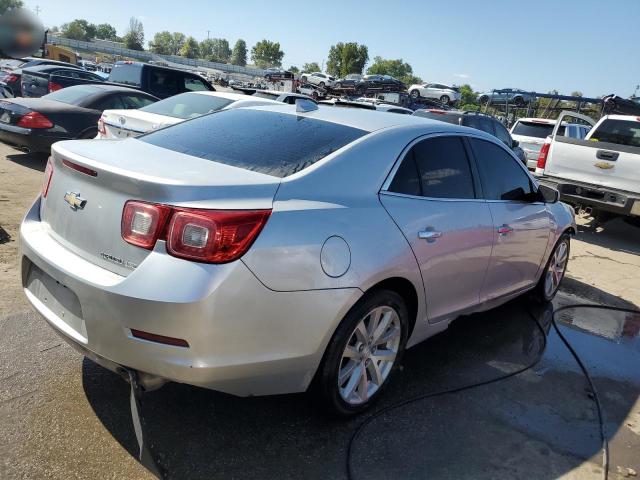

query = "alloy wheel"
(545, 241), (568, 298)
(338, 306), (401, 405)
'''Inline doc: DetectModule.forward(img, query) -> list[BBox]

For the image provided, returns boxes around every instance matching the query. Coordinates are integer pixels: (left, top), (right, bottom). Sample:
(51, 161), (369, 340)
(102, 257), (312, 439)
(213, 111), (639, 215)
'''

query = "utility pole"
(207, 30), (210, 40)
(34, 5), (41, 15)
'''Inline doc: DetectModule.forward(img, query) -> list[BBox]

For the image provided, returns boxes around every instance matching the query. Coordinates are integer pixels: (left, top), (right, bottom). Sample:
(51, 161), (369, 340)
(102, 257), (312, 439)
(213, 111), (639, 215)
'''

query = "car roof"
(245, 103), (462, 133)
(23, 64), (96, 72)
(114, 61), (202, 76)
(64, 83), (158, 96)
(516, 117), (557, 124)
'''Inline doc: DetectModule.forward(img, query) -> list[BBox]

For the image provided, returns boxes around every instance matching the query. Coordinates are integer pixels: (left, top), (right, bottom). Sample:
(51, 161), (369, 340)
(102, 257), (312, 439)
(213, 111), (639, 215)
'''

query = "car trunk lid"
(21, 69), (51, 98)
(41, 138), (281, 276)
(101, 109), (179, 139)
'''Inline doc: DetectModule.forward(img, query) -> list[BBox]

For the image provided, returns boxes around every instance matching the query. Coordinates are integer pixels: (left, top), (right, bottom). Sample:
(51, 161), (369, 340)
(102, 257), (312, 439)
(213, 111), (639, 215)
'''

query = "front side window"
(470, 138), (535, 201)
(389, 136), (475, 199)
(184, 76), (210, 91)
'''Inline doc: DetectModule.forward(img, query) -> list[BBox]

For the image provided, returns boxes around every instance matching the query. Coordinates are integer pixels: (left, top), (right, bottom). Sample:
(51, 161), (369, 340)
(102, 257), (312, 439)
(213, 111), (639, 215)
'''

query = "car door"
(379, 135), (494, 323)
(468, 137), (551, 300)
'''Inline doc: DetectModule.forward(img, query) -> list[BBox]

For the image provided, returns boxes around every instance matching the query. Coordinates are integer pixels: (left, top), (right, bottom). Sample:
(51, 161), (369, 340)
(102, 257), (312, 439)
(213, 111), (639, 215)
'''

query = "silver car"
(20, 104), (575, 415)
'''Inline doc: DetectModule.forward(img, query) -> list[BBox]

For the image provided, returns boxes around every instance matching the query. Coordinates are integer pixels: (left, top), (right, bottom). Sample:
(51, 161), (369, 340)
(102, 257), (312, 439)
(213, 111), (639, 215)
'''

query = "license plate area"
(26, 262), (87, 340)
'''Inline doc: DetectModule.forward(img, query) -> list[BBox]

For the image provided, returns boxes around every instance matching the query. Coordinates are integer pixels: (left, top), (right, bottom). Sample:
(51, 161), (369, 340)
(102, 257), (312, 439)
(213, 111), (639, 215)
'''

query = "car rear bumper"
(538, 175), (640, 217)
(20, 197), (362, 396)
(0, 123), (68, 153)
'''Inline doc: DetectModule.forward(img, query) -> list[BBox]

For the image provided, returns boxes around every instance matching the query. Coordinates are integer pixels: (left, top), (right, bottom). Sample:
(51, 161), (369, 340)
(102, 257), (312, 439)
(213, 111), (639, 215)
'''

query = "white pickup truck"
(535, 111), (640, 221)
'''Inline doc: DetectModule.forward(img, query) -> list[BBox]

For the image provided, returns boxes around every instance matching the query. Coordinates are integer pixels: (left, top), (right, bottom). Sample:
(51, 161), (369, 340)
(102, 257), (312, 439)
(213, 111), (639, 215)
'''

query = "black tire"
(478, 95), (489, 105)
(410, 89), (420, 99)
(318, 81), (325, 89)
(440, 95), (450, 104)
(335, 82), (342, 89)
(315, 289), (409, 416)
(533, 234), (570, 302)
(514, 96), (525, 107)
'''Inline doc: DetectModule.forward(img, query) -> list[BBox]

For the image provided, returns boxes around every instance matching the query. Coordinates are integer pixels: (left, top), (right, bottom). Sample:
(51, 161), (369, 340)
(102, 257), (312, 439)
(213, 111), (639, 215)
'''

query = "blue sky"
(25, 0), (640, 97)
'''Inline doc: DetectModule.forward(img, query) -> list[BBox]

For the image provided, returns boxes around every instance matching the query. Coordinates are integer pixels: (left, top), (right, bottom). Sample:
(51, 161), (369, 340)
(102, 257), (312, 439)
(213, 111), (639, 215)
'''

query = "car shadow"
(5, 151), (48, 172)
(81, 294), (639, 479)
(575, 215), (640, 256)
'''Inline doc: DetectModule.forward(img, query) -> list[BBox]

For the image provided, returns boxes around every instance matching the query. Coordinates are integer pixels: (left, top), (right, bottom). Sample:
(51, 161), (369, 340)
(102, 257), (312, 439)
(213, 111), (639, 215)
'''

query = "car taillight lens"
(537, 142), (550, 169)
(42, 157), (54, 198)
(121, 201), (271, 263)
(48, 81), (62, 92)
(17, 111), (53, 129)
(5, 74), (18, 83)
(97, 115), (106, 135)
(121, 201), (172, 249)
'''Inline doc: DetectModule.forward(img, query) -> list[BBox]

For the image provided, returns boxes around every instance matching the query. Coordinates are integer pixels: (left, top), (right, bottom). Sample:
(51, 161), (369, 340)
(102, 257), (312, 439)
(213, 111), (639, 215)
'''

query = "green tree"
(170, 32), (186, 55)
(94, 23), (117, 41)
(302, 62), (320, 73)
(288, 66), (299, 75)
(0, 0), (23, 14)
(204, 38), (231, 62)
(180, 36), (200, 58)
(326, 42), (368, 77)
(570, 91), (583, 98)
(149, 31), (173, 55)
(366, 56), (420, 85)
(230, 39), (247, 66)
(60, 19), (93, 41)
(122, 17), (144, 50)
(250, 39), (284, 68)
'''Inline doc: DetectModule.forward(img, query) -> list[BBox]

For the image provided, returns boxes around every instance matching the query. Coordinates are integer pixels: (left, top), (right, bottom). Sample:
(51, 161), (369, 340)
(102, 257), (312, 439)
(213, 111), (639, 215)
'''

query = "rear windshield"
(252, 91), (279, 100)
(591, 119), (640, 147)
(412, 110), (461, 125)
(43, 85), (102, 105)
(512, 121), (555, 138)
(109, 63), (143, 86)
(140, 109), (366, 177)
(140, 93), (233, 119)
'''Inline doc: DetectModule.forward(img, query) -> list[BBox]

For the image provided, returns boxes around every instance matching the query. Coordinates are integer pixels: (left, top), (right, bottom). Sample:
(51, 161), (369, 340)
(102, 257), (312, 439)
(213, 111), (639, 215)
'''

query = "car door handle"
(418, 229), (443, 242)
(497, 224), (513, 235)
(596, 150), (618, 161)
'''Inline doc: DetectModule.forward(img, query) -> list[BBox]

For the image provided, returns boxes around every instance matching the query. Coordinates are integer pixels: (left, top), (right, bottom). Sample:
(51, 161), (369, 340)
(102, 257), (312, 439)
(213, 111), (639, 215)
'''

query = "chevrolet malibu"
(20, 104), (575, 415)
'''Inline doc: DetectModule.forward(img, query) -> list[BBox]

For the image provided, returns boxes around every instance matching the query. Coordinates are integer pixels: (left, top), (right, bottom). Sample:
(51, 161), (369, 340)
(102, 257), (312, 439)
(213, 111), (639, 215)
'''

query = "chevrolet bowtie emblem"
(594, 162), (614, 170)
(64, 191), (87, 210)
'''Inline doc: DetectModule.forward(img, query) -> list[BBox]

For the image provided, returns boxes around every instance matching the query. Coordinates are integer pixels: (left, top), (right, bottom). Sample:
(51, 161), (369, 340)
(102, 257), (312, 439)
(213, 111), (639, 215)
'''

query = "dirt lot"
(1, 143), (639, 480)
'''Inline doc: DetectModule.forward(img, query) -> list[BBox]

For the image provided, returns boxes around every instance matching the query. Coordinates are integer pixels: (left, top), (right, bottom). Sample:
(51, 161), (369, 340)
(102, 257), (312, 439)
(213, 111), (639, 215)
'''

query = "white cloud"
(453, 73), (470, 79)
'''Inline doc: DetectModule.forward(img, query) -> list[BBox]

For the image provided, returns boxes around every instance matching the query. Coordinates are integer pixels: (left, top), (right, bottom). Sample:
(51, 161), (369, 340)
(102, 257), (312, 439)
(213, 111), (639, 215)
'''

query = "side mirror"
(538, 184), (560, 203)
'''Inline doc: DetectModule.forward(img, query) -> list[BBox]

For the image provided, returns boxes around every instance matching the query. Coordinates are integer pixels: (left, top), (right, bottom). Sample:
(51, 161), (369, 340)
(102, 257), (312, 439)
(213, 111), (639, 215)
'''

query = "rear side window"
(591, 119), (640, 147)
(109, 64), (143, 86)
(184, 76), (211, 91)
(141, 92), (233, 119)
(389, 136), (475, 199)
(140, 109), (366, 177)
(149, 70), (179, 97)
(470, 138), (534, 201)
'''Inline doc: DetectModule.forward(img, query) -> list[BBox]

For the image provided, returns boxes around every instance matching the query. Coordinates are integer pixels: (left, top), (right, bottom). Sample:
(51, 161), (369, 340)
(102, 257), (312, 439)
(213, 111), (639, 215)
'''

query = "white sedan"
(408, 83), (461, 104)
(97, 91), (279, 139)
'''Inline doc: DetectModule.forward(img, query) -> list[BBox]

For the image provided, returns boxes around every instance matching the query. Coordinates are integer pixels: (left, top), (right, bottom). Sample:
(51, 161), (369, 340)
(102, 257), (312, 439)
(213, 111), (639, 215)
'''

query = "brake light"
(97, 115), (106, 135)
(121, 201), (271, 263)
(121, 201), (172, 249)
(427, 109), (447, 114)
(41, 157), (53, 198)
(48, 81), (62, 92)
(537, 142), (550, 169)
(5, 74), (18, 83)
(17, 111), (53, 129)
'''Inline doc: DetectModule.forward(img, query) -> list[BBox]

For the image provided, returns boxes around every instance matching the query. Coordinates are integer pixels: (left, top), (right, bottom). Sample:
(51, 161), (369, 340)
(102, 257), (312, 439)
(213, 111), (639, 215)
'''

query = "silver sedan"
(20, 103), (575, 415)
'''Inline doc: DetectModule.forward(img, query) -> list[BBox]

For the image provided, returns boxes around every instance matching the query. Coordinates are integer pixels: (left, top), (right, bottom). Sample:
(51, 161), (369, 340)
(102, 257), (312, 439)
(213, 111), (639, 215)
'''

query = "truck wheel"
(410, 89), (420, 99)
(514, 96), (525, 107)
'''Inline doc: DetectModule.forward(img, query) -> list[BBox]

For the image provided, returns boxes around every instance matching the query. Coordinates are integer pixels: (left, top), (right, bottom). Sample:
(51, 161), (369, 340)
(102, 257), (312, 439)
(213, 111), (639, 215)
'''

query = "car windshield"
(591, 119), (640, 147)
(512, 121), (555, 138)
(42, 85), (103, 105)
(140, 109), (366, 177)
(140, 93), (234, 119)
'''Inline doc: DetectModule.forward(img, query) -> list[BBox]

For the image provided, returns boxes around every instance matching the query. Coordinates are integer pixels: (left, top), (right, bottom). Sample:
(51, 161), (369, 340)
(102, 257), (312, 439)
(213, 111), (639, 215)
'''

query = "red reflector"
(17, 111), (53, 129)
(130, 329), (189, 348)
(121, 201), (172, 249)
(42, 157), (54, 198)
(537, 142), (551, 169)
(48, 81), (63, 92)
(62, 159), (98, 177)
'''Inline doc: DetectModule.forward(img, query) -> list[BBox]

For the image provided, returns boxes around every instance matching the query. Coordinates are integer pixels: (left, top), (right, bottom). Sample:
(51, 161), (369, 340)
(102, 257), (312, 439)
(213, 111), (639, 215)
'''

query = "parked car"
(511, 117), (591, 169)
(108, 61), (215, 99)
(358, 74), (406, 92)
(536, 111), (640, 221)
(602, 94), (640, 116)
(20, 104), (574, 415)
(413, 109), (527, 164)
(408, 83), (461, 104)
(477, 88), (536, 106)
(263, 68), (294, 81)
(97, 91), (280, 139)
(0, 59), (84, 97)
(21, 64), (106, 98)
(333, 74), (363, 89)
(298, 83), (327, 100)
(251, 90), (316, 104)
(0, 84), (158, 153)
(300, 72), (335, 88)
(78, 60), (98, 72)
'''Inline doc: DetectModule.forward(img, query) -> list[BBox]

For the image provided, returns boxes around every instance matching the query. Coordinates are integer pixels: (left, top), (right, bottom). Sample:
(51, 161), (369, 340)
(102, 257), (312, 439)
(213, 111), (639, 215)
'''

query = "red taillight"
(537, 142), (550, 169)
(48, 81), (63, 92)
(17, 111), (53, 129)
(121, 201), (271, 263)
(42, 157), (54, 198)
(5, 74), (18, 83)
(62, 159), (97, 177)
(121, 201), (172, 249)
(97, 115), (106, 135)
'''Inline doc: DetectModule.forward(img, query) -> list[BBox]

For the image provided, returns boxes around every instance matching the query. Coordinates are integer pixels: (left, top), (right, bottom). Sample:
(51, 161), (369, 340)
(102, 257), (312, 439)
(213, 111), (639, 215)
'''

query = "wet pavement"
(2, 293), (639, 479)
